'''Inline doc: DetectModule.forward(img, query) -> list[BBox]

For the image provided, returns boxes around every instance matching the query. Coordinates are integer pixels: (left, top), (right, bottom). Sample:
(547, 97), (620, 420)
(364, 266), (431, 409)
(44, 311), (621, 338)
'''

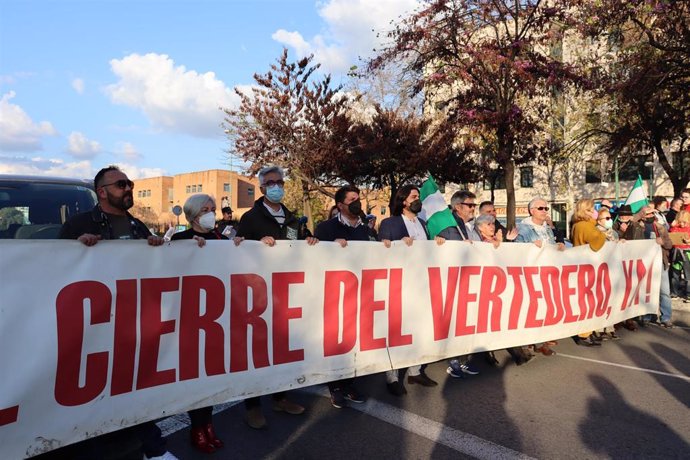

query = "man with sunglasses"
(437, 190), (481, 242)
(59, 165), (164, 246)
(436, 190), (482, 377)
(515, 197), (565, 353)
(515, 198), (565, 251)
(58, 166), (173, 460)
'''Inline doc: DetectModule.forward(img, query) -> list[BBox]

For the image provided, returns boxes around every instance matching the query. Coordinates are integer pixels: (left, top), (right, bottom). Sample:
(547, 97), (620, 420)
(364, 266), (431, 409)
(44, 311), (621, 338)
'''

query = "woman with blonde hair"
(571, 199), (607, 346)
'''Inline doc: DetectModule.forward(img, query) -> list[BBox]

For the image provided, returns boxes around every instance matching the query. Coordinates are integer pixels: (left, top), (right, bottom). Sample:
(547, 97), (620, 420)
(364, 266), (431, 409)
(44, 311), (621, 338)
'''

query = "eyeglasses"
(460, 203), (476, 208)
(101, 179), (134, 190)
(534, 206), (549, 211)
(262, 179), (285, 187)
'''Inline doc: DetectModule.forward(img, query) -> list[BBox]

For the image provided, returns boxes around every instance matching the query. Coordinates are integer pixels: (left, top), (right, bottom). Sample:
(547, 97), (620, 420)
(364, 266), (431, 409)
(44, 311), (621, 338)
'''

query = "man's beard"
(106, 190), (134, 211)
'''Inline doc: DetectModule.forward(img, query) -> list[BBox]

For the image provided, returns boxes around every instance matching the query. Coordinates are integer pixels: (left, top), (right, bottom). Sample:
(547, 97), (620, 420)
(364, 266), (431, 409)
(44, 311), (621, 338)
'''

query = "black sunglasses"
(535, 206), (549, 211)
(101, 179), (134, 190)
(262, 179), (285, 187)
(461, 203), (476, 208)
(598, 216), (612, 220)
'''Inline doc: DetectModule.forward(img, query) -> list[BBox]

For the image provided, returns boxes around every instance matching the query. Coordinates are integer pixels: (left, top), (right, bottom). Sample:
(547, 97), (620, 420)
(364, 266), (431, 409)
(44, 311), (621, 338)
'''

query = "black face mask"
(409, 199), (422, 214)
(347, 199), (363, 216)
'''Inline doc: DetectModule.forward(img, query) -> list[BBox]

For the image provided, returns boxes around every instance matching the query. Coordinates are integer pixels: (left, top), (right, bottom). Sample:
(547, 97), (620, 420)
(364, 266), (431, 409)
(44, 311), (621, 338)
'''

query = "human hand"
(147, 235), (165, 246)
(77, 233), (101, 246)
(193, 235), (206, 247)
(335, 238), (348, 248)
(305, 236), (319, 245)
(260, 236), (276, 247)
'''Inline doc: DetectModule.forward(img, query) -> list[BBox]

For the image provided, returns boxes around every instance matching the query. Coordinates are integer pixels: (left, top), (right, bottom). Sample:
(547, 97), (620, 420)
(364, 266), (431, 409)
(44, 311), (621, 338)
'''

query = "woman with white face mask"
(170, 193), (227, 454)
(595, 208), (619, 242)
(172, 194), (224, 246)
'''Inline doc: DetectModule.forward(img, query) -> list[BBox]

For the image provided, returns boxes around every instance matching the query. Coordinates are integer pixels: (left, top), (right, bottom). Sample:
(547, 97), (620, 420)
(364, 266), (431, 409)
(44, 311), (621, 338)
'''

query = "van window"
(0, 180), (97, 239)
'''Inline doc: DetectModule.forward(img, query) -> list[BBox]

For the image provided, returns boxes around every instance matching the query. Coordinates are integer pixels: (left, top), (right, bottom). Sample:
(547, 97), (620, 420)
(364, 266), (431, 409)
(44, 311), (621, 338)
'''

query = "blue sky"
(0, 0), (420, 179)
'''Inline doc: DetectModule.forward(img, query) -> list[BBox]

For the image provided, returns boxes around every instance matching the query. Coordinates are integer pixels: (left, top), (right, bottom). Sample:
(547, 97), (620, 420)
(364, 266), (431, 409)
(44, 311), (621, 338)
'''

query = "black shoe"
(330, 389), (346, 409)
(344, 385), (366, 403)
(575, 336), (601, 347)
(485, 352), (500, 367)
(386, 381), (407, 396)
(407, 373), (438, 386)
(516, 355), (535, 366)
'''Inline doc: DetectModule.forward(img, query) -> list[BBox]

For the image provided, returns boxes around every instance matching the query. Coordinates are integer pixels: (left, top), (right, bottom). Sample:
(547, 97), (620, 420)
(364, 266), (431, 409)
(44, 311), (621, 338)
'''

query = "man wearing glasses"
(60, 165), (163, 245)
(58, 165), (172, 460)
(234, 165), (315, 429)
(515, 197), (565, 353)
(515, 198), (565, 251)
(437, 190), (481, 242)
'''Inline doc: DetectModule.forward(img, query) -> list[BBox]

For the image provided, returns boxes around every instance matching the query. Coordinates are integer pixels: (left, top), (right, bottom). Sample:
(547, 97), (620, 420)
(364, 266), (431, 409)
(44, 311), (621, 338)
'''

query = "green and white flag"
(420, 175), (457, 238)
(623, 175), (648, 213)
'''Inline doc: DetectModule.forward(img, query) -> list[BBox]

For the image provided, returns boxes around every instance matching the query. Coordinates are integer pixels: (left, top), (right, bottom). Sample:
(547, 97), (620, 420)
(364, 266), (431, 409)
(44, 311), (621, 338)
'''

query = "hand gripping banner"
(0, 239), (660, 458)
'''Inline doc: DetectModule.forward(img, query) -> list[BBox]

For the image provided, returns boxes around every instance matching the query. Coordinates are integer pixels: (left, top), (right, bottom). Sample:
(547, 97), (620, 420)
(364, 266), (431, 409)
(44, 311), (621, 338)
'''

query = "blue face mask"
(265, 185), (284, 203)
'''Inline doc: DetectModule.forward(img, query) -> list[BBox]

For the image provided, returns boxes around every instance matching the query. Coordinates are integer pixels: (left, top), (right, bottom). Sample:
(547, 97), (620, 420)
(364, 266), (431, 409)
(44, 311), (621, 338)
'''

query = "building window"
(198, 184), (202, 192)
(147, 190), (151, 197)
(586, 160), (602, 183)
(191, 185), (197, 193)
(618, 154), (651, 181)
(380, 206), (387, 215)
(223, 183), (230, 192)
(520, 167), (533, 188)
(186, 185), (191, 194)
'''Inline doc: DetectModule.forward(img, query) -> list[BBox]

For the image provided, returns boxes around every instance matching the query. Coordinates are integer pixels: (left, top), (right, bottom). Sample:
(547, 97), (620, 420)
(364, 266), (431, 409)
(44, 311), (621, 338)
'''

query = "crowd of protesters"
(49, 165), (690, 459)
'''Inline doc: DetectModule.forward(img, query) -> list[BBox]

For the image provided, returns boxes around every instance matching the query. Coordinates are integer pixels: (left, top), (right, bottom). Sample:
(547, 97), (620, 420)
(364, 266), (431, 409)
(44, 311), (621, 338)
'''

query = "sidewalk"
(672, 295), (690, 313)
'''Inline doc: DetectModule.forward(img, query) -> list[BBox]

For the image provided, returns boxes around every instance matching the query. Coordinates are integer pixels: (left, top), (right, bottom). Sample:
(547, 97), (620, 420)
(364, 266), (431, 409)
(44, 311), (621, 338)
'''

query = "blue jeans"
(645, 266), (672, 322)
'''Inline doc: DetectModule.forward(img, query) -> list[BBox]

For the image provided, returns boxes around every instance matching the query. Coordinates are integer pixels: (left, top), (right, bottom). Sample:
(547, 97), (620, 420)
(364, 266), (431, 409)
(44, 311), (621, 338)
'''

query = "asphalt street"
(161, 300), (690, 460)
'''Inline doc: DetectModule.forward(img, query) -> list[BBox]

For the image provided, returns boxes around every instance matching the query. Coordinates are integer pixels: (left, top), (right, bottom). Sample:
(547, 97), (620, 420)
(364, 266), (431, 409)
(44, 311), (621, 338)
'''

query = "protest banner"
(0, 239), (660, 458)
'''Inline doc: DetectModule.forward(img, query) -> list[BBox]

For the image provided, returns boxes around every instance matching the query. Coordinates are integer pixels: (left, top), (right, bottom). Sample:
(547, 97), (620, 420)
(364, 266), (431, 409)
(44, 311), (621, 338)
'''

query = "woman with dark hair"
(171, 194), (226, 454)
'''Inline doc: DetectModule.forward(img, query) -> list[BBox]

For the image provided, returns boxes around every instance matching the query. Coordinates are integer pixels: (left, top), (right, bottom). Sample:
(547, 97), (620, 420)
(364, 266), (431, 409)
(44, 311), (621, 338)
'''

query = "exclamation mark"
(645, 262), (653, 303)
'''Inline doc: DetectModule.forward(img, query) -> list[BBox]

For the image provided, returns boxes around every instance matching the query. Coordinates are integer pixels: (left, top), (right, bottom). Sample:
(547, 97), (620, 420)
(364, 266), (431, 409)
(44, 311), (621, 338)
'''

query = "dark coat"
(377, 215), (430, 241)
(59, 205), (151, 240)
(314, 216), (372, 242)
(236, 197), (301, 241)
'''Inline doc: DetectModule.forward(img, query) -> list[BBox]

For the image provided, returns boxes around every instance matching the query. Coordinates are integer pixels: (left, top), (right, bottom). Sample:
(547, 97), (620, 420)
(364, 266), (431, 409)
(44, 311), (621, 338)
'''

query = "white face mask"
(603, 219), (613, 230)
(197, 212), (216, 231)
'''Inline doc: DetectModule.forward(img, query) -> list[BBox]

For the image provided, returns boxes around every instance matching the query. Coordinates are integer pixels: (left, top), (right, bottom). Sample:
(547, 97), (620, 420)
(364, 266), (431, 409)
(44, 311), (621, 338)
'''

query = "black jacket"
(59, 205), (151, 240)
(236, 197), (302, 241)
(314, 216), (372, 242)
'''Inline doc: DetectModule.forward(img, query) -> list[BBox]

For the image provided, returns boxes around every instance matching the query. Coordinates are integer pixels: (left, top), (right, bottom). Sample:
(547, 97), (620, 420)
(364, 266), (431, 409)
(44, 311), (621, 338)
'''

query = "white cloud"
(0, 155), (93, 178)
(0, 91), (58, 152)
(72, 78), (85, 94)
(105, 53), (240, 138)
(115, 163), (167, 180)
(272, 0), (421, 73)
(66, 131), (101, 159)
(116, 142), (141, 161)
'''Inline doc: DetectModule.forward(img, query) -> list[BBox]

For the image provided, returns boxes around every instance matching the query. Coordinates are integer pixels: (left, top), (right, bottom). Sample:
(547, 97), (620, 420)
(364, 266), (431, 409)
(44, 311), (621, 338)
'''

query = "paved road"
(162, 301), (690, 459)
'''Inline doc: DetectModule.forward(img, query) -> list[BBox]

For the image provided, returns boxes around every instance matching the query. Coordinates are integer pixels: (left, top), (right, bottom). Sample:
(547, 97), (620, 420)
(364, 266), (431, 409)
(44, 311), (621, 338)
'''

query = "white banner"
(0, 239), (660, 458)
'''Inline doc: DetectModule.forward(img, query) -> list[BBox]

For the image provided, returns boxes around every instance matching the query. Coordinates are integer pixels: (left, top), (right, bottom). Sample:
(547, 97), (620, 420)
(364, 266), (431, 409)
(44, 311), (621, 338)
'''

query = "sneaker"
(450, 359), (480, 375)
(273, 398), (305, 415)
(144, 452), (179, 460)
(446, 366), (464, 378)
(344, 386), (366, 403)
(660, 320), (674, 329)
(330, 388), (346, 408)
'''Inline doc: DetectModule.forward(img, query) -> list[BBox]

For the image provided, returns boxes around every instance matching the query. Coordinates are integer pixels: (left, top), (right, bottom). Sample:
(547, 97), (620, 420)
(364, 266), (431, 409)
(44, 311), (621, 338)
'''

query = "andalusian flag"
(623, 175), (648, 213)
(420, 175), (457, 238)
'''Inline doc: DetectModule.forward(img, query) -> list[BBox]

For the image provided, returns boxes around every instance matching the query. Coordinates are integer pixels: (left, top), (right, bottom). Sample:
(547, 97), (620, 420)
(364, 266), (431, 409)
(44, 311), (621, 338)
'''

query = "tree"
(330, 104), (477, 207)
(129, 205), (159, 233)
(574, 0), (690, 197)
(223, 49), (350, 227)
(369, 0), (583, 227)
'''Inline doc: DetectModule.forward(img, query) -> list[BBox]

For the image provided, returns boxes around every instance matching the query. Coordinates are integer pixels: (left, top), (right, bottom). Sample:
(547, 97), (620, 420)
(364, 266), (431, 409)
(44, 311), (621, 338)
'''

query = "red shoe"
(190, 426), (216, 454)
(204, 423), (224, 449)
